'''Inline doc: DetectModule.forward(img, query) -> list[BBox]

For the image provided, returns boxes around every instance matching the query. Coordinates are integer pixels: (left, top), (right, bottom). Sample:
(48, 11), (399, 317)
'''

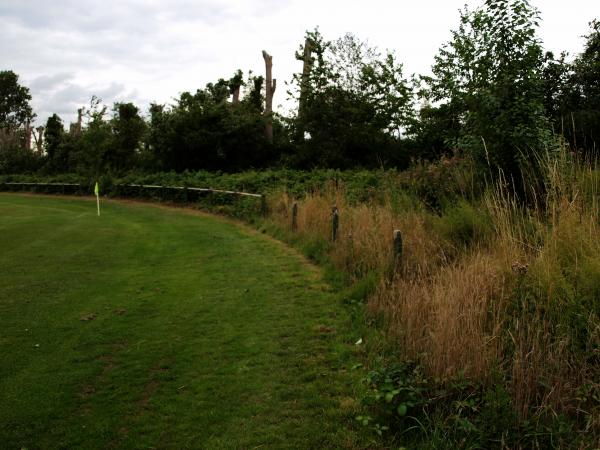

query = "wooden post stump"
(331, 206), (339, 242)
(292, 202), (298, 231)
(393, 229), (403, 271)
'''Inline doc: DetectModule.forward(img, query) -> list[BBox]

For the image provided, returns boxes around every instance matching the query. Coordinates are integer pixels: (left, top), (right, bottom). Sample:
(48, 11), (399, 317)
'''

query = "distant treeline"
(1, 1), (598, 188)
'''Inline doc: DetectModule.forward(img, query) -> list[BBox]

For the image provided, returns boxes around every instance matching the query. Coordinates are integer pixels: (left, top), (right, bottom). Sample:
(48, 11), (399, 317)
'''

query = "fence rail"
(0, 182), (263, 198)
(4, 182), (81, 186)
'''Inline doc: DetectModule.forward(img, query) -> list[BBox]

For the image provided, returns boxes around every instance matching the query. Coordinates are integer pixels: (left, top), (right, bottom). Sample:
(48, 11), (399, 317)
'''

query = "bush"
(434, 200), (493, 248)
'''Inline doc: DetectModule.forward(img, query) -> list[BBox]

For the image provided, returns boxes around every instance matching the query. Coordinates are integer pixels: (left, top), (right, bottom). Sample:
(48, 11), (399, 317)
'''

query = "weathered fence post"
(291, 202), (298, 231)
(331, 205), (339, 242)
(393, 229), (403, 272)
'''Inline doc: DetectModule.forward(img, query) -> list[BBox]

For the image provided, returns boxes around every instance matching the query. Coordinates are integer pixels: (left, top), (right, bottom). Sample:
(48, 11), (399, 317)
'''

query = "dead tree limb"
(262, 50), (276, 144)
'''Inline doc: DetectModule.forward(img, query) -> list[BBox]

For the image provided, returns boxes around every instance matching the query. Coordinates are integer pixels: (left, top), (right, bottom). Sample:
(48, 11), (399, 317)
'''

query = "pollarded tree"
(229, 70), (244, 104)
(422, 0), (551, 182)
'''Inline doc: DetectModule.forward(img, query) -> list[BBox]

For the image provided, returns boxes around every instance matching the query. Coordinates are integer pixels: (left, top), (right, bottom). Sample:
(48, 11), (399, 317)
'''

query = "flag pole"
(94, 181), (100, 216)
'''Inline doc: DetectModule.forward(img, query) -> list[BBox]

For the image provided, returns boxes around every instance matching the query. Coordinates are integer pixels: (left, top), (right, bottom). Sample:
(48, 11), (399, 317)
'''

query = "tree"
(422, 0), (550, 183)
(410, 101), (462, 160)
(44, 114), (64, 162)
(289, 30), (414, 168)
(64, 96), (112, 175)
(262, 50), (276, 144)
(229, 70), (244, 104)
(146, 72), (274, 172)
(109, 102), (146, 171)
(0, 70), (35, 130)
(565, 20), (600, 152)
(0, 71), (40, 173)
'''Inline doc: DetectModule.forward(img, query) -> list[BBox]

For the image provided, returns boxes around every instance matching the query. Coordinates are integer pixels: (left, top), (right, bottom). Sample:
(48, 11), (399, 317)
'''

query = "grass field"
(0, 194), (367, 449)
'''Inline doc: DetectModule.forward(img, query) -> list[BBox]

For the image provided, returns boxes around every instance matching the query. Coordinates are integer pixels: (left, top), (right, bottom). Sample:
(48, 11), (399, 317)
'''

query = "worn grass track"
(0, 194), (366, 449)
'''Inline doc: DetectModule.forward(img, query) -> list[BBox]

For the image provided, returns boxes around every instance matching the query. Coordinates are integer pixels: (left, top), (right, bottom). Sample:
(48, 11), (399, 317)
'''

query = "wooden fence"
(0, 182), (267, 214)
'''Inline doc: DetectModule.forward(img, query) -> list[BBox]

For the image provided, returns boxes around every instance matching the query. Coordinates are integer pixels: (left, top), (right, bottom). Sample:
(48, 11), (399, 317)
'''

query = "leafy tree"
(410, 101), (462, 161)
(572, 20), (600, 111)
(422, 0), (550, 182)
(565, 20), (600, 152)
(109, 102), (146, 171)
(147, 73), (274, 172)
(0, 70), (35, 130)
(289, 30), (414, 168)
(541, 51), (572, 125)
(0, 71), (39, 173)
(65, 96), (112, 175)
(243, 74), (264, 112)
(228, 69), (244, 103)
(44, 114), (63, 161)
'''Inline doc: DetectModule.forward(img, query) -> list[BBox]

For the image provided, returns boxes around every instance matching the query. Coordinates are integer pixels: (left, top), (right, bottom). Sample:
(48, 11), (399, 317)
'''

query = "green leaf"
(397, 404), (408, 416)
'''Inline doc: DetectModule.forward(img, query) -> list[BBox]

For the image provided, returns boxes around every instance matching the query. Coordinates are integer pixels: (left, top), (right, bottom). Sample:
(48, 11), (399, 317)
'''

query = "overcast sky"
(1, 0), (597, 127)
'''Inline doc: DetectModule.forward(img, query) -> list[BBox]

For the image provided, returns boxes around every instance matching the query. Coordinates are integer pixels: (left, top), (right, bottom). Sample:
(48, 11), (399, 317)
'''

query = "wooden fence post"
(292, 202), (298, 231)
(393, 229), (403, 272)
(331, 205), (339, 242)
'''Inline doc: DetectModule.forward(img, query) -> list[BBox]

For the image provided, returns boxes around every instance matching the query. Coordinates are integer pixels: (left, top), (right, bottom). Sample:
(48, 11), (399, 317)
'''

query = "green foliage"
(362, 361), (595, 449)
(545, 20), (600, 153)
(43, 114), (63, 162)
(0, 71), (38, 174)
(109, 102), (146, 171)
(0, 70), (34, 129)
(0, 141), (42, 174)
(289, 30), (414, 168)
(73, 96), (113, 175)
(422, 0), (551, 186)
(146, 74), (275, 172)
(362, 361), (430, 430)
(434, 200), (493, 248)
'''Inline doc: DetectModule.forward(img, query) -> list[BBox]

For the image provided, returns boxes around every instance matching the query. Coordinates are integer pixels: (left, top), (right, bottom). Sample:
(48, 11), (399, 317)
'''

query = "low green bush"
(434, 200), (493, 248)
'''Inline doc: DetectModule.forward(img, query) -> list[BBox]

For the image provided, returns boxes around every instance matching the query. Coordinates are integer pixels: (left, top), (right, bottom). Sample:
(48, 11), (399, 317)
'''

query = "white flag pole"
(95, 181), (100, 216)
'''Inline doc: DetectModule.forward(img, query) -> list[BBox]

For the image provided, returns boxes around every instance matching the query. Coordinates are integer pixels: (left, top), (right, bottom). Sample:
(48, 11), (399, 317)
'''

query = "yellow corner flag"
(94, 181), (100, 216)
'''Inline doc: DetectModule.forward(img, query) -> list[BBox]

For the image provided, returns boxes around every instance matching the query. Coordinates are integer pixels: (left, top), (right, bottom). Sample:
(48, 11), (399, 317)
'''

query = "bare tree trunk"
(298, 37), (313, 122)
(77, 108), (83, 133)
(262, 50), (276, 144)
(33, 126), (44, 153)
(69, 108), (83, 135)
(23, 121), (32, 150)
(232, 86), (240, 104)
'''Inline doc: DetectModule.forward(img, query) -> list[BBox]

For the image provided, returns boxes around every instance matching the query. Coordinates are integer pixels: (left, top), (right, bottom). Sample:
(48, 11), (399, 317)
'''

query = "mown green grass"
(0, 194), (369, 449)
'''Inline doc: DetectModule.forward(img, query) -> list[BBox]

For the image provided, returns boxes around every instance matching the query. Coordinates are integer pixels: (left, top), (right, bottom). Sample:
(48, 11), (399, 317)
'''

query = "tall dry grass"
(267, 153), (599, 423)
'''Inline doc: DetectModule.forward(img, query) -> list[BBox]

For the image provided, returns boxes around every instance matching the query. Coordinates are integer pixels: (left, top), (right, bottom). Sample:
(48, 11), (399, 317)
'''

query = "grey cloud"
(32, 79), (141, 125)
(0, 0), (237, 33)
(29, 72), (75, 91)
